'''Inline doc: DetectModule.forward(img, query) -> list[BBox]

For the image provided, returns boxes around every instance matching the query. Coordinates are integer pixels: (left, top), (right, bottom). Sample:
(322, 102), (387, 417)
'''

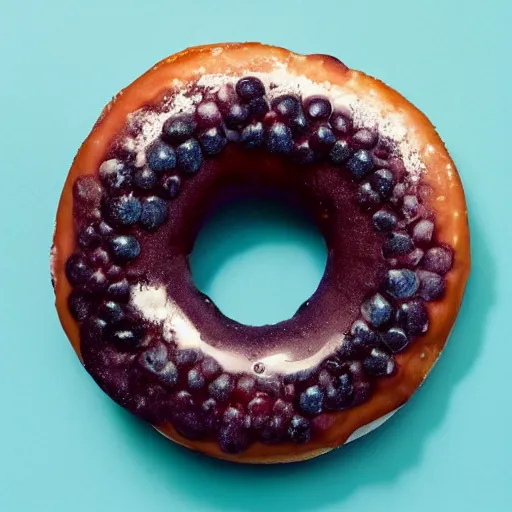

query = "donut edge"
(52, 42), (471, 465)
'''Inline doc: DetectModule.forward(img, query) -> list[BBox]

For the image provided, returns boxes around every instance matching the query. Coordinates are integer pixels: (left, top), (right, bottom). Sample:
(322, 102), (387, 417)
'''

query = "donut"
(51, 43), (470, 463)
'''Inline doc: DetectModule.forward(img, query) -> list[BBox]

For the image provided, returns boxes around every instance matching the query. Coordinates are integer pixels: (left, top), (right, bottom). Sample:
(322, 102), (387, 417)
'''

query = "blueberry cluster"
(65, 75), (454, 454)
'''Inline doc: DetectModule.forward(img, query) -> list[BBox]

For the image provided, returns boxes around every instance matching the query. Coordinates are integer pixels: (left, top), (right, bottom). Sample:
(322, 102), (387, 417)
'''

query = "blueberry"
(172, 390), (194, 410)
(310, 125), (336, 152)
(172, 391), (206, 439)
(273, 399), (294, 418)
(396, 300), (429, 336)
(219, 405), (249, 454)
(219, 422), (249, 454)
(293, 141), (316, 165)
(134, 168), (158, 190)
(162, 114), (197, 143)
(224, 103), (250, 129)
(188, 367), (206, 389)
(240, 122), (265, 148)
(106, 279), (130, 302)
(272, 95), (301, 118)
(352, 129), (378, 149)
(392, 183), (406, 203)
(140, 196), (168, 231)
(422, 247), (453, 275)
(98, 221), (114, 236)
(289, 112), (309, 135)
(329, 139), (352, 164)
(304, 96), (332, 120)
(208, 373), (234, 402)
(139, 343), (168, 374)
(417, 270), (446, 301)
(173, 407), (207, 440)
(386, 269), (419, 298)
(288, 415), (311, 443)
(234, 375), (257, 402)
(172, 350), (197, 368)
(331, 113), (353, 135)
(108, 235), (140, 263)
(256, 376), (282, 397)
(347, 149), (374, 179)
(412, 219), (435, 244)
(198, 127), (227, 155)
(160, 175), (181, 199)
(155, 362), (179, 386)
(176, 138), (203, 174)
(106, 265), (122, 280)
(357, 182), (381, 210)
(85, 270), (108, 294)
(323, 357), (346, 376)
(65, 254), (93, 285)
(363, 349), (396, 377)
(402, 195), (419, 218)
(146, 140), (177, 172)
(361, 293), (392, 328)
(261, 414), (289, 444)
(248, 393), (274, 429)
(351, 320), (380, 347)
(73, 175), (103, 210)
(99, 301), (124, 323)
(401, 247), (425, 267)
(202, 398), (221, 431)
(88, 247), (110, 267)
(337, 336), (371, 359)
(105, 195), (142, 226)
(248, 96), (270, 118)
(325, 373), (354, 410)
(223, 404), (246, 424)
(68, 290), (93, 321)
(216, 83), (238, 108)
(382, 231), (414, 258)
(98, 159), (132, 192)
(299, 385), (324, 415)
(200, 357), (222, 380)
(266, 122), (293, 154)
(78, 225), (101, 249)
(372, 209), (397, 232)
(196, 101), (223, 128)
(371, 169), (395, 199)
(382, 327), (409, 353)
(236, 76), (266, 100)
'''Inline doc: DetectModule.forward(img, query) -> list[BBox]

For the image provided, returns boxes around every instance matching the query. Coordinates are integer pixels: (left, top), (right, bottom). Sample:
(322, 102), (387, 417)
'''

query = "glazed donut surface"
(52, 43), (470, 463)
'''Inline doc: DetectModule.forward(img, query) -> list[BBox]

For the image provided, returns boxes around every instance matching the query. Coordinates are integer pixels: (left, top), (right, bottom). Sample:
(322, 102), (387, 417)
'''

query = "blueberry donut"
(51, 43), (470, 463)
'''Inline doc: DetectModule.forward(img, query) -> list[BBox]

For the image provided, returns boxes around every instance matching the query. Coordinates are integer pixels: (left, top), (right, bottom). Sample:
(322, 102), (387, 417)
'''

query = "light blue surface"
(1, 1), (511, 511)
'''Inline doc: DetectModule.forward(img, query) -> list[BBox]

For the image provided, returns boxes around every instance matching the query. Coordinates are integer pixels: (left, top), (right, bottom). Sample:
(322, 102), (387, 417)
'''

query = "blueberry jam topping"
(67, 75), (453, 454)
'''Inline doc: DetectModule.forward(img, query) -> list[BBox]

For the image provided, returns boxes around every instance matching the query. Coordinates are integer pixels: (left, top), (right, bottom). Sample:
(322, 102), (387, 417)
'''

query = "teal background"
(1, 0), (511, 510)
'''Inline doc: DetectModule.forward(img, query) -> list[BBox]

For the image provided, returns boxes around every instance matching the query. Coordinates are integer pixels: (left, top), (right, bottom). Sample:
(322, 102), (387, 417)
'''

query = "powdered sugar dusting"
(123, 58), (426, 183)
(131, 283), (169, 323)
